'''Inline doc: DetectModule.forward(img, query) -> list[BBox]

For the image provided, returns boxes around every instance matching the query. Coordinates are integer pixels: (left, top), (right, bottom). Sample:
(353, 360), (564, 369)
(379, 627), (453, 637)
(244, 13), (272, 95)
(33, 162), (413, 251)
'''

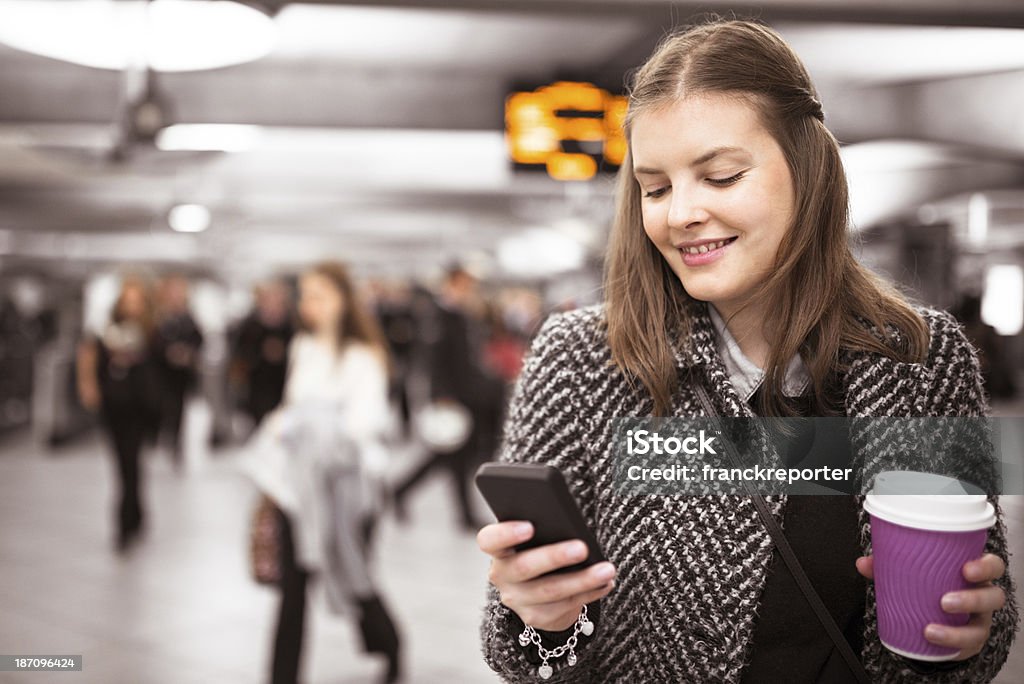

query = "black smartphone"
(474, 463), (605, 574)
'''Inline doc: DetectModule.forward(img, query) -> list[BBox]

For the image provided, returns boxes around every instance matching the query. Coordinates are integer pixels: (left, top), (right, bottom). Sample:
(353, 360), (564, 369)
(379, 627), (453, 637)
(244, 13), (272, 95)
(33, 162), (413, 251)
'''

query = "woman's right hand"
(75, 340), (100, 412)
(478, 521), (616, 632)
(78, 380), (101, 412)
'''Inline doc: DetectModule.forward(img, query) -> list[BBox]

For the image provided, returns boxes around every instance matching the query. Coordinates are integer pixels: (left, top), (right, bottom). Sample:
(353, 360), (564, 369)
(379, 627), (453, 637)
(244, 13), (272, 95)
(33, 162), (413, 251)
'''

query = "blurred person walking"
(243, 262), (401, 684)
(153, 274), (204, 468)
(475, 298), (522, 467)
(481, 300), (528, 385)
(77, 275), (162, 552)
(393, 266), (495, 531)
(231, 278), (295, 429)
(375, 281), (417, 439)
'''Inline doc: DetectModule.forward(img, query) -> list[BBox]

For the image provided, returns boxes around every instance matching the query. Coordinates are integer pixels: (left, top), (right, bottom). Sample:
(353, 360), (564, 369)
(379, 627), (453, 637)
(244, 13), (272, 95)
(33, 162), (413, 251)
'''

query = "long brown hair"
(304, 261), (390, 373)
(604, 19), (929, 417)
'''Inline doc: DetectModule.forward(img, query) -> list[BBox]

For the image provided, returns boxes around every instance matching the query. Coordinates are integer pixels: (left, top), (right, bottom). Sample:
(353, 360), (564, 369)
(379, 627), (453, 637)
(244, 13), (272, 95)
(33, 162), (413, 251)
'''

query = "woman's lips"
(679, 236), (737, 266)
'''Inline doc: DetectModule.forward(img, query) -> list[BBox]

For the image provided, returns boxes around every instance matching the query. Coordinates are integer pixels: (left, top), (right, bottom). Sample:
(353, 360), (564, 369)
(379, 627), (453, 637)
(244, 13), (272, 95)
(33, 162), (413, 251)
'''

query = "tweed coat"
(480, 302), (1019, 683)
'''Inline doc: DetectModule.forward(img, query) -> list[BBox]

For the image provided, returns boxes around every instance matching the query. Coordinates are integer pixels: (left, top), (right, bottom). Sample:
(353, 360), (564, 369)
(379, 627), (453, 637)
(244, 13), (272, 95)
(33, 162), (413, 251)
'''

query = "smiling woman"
(630, 95), (796, 347)
(606, 21), (929, 420)
(477, 17), (1019, 684)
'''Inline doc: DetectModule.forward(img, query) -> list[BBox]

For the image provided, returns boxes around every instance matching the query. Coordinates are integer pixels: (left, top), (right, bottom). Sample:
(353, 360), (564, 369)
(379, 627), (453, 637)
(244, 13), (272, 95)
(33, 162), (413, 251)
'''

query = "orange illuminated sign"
(505, 81), (627, 181)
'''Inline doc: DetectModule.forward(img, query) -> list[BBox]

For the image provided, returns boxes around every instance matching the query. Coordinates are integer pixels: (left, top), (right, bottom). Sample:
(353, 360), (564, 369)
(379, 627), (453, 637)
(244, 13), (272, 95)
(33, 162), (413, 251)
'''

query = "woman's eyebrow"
(633, 146), (749, 176)
(691, 145), (747, 166)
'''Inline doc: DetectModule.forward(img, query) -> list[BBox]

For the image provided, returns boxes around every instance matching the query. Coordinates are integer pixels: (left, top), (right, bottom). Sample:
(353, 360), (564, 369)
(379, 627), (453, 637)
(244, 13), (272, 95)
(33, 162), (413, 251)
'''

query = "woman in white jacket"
(267, 261), (401, 684)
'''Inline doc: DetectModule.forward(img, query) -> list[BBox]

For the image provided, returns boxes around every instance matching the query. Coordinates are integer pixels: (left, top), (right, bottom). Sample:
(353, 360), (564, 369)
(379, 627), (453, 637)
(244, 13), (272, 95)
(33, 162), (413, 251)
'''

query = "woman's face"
(299, 272), (344, 335)
(118, 285), (147, 321)
(631, 93), (796, 316)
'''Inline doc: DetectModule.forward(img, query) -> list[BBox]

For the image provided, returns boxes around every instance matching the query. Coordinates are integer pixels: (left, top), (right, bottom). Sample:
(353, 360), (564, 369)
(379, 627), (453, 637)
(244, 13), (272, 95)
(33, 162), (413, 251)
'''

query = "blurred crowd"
(0, 263), (545, 684)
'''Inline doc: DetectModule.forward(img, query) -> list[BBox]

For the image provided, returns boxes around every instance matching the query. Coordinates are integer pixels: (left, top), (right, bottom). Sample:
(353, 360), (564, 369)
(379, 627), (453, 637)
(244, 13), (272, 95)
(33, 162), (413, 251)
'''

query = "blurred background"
(0, 1), (1022, 683)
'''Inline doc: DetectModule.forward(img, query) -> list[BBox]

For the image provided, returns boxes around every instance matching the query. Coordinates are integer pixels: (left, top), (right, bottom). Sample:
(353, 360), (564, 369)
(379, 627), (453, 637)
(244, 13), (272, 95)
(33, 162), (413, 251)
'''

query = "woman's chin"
(678, 282), (735, 306)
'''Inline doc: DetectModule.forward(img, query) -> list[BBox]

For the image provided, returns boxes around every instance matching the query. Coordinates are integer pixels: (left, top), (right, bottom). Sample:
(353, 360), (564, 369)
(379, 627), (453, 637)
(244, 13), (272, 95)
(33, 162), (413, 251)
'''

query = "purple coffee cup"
(864, 471), (995, 661)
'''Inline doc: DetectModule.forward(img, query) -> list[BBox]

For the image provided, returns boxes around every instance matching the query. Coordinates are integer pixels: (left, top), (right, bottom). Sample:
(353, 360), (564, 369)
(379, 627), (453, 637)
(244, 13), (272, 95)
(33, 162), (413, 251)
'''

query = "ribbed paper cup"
(864, 471), (995, 661)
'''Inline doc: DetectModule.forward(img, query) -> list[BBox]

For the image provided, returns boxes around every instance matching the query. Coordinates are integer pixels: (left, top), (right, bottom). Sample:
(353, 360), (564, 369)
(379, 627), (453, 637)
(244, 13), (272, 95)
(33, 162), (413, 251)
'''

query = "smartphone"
(474, 463), (605, 574)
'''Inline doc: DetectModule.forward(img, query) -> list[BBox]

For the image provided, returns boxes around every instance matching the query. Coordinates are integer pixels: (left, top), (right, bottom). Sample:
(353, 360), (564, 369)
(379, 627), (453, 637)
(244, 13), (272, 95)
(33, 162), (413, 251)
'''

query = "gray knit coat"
(480, 303), (1019, 683)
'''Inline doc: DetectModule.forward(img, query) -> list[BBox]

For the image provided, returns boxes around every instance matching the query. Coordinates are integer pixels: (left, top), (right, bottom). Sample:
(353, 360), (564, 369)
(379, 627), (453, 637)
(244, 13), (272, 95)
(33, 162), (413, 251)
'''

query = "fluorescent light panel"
(0, 0), (275, 72)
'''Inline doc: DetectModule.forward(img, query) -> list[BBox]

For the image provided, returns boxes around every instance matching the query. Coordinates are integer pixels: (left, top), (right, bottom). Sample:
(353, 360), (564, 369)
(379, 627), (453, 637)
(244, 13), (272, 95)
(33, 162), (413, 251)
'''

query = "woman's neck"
(711, 302), (770, 370)
(313, 327), (338, 349)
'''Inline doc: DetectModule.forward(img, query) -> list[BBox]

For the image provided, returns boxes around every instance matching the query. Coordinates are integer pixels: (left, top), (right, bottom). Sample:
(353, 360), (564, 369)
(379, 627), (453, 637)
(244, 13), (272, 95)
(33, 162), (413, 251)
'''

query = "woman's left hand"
(856, 553), (1007, 660)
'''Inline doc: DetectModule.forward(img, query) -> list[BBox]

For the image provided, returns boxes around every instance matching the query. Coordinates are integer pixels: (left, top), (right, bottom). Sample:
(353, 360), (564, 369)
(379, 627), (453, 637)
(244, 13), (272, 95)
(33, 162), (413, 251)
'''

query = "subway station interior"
(1, 0), (1024, 682)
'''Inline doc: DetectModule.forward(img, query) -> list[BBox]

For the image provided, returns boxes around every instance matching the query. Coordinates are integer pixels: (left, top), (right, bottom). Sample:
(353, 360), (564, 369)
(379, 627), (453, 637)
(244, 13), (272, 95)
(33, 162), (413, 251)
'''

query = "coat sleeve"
(860, 310), (1020, 683)
(479, 312), (604, 684)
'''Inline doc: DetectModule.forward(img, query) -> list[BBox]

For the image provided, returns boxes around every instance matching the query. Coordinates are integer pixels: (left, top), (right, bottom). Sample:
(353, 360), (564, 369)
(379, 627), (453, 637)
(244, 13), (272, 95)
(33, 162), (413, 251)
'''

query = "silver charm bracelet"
(517, 605), (594, 680)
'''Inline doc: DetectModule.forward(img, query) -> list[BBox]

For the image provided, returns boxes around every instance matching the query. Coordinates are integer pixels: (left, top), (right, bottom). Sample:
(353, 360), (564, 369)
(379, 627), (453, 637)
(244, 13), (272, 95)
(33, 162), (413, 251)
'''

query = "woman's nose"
(667, 192), (710, 231)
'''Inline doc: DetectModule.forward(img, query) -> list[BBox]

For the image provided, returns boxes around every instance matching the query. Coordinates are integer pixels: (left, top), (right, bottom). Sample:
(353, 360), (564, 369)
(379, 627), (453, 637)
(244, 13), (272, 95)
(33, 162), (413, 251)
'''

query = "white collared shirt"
(708, 304), (811, 402)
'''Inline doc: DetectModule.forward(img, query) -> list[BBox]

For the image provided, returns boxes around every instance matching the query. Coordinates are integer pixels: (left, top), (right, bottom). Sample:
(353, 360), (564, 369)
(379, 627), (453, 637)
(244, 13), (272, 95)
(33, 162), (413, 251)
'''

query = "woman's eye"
(707, 171), (746, 187)
(643, 187), (669, 199)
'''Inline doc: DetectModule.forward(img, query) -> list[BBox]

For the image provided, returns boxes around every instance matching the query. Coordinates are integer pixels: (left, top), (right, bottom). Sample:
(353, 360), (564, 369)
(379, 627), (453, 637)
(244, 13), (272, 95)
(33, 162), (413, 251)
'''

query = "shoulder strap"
(693, 383), (872, 684)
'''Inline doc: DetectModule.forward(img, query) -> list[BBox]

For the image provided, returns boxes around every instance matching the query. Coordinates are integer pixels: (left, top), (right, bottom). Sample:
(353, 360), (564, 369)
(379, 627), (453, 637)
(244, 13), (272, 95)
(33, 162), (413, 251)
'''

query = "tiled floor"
(1, 420), (1023, 684)
(0, 429), (497, 684)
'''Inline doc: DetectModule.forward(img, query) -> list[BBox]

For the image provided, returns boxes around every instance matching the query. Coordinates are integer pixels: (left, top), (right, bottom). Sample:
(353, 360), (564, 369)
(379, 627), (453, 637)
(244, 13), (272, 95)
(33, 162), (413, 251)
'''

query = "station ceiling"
(0, 0), (1021, 273)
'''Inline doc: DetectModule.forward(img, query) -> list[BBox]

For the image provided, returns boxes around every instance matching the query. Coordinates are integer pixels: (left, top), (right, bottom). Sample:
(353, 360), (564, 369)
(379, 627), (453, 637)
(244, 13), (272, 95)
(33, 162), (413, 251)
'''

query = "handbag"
(249, 494), (282, 585)
(694, 383), (872, 684)
(413, 399), (473, 454)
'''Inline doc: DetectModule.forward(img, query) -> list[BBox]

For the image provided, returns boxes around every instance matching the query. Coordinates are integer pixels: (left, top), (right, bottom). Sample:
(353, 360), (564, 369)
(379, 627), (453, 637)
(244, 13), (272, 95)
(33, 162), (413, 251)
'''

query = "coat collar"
(669, 300), (719, 370)
(668, 301), (752, 418)
(666, 300), (935, 418)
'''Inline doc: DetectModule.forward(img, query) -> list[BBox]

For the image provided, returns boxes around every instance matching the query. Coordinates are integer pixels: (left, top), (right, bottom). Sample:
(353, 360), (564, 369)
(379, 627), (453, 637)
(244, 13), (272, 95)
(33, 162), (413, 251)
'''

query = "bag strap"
(693, 383), (872, 684)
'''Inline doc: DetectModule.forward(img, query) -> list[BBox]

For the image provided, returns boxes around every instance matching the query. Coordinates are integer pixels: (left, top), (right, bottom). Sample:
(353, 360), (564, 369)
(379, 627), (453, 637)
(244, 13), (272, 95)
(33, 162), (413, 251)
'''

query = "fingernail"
(593, 563), (615, 580)
(564, 541), (588, 561)
(942, 593), (963, 611)
(966, 559), (989, 580)
(925, 625), (947, 640)
(514, 522), (533, 537)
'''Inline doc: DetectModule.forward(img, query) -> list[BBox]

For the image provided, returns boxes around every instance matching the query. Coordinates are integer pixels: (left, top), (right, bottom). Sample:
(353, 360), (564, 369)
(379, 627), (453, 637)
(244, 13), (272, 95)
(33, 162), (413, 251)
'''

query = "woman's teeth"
(683, 239), (732, 255)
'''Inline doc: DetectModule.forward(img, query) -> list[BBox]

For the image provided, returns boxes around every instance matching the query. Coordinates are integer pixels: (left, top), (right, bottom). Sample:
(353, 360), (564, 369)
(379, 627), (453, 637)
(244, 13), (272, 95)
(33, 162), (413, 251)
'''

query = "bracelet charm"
(517, 605), (593, 680)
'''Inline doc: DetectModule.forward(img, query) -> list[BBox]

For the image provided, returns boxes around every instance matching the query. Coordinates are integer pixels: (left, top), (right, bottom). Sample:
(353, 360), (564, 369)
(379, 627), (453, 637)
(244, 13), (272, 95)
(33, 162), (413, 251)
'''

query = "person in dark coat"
(77, 275), (162, 552)
(153, 274), (204, 468)
(374, 281), (416, 438)
(393, 267), (497, 531)
(231, 279), (294, 428)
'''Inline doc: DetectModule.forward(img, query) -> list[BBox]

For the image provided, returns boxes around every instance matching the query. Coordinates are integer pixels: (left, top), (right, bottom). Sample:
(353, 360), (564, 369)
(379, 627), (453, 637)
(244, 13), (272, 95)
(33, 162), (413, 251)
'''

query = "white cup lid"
(864, 471), (995, 532)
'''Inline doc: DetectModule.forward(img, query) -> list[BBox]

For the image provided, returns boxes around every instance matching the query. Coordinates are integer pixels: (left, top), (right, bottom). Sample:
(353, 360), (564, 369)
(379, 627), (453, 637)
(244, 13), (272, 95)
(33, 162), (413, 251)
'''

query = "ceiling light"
(0, 0), (276, 72)
(168, 204), (211, 233)
(156, 124), (263, 152)
(779, 24), (1024, 84)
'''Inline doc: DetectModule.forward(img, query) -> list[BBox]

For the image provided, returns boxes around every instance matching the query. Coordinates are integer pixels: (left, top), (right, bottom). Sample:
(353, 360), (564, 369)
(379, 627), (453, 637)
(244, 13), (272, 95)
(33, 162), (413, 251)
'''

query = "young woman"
(77, 275), (161, 552)
(477, 20), (1019, 683)
(266, 261), (401, 684)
